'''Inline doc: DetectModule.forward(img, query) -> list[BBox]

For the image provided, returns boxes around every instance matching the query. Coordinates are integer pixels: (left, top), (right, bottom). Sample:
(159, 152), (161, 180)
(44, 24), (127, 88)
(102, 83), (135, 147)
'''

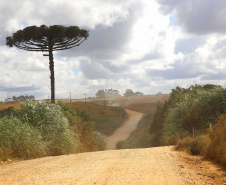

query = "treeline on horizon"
(95, 89), (144, 98)
(150, 84), (226, 166)
(4, 95), (35, 102)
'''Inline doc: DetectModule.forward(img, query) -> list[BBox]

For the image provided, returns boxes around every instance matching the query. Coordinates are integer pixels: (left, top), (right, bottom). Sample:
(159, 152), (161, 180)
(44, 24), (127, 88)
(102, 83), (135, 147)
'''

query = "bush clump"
(0, 117), (47, 159)
(59, 102), (106, 153)
(175, 115), (226, 167)
(0, 101), (107, 162)
(175, 137), (193, 152)
(206, 114), (226, 166)
(0, 101), (77, 160)
(190, 138), (203, 155)
(150, 85), (226, 146)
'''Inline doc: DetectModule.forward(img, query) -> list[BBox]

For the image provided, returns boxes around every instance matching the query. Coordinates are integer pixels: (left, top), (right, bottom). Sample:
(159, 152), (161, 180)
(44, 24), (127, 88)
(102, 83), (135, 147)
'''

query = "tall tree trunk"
(49, 49), (55, 103)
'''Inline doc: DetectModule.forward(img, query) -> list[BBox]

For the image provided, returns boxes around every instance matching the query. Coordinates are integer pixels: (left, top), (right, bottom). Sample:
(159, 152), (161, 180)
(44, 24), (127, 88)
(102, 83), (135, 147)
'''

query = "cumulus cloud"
(157, 0), (226, 35)
(174, 37), (206, 54)
(1, 0), (226, 101)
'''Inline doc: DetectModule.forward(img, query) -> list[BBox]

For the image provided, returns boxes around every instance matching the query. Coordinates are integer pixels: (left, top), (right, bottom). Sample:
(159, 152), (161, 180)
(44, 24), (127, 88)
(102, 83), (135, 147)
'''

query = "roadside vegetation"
(117, 84), (226, 167)
(0, 101), (106, 163)
(67, 101), (128, 136)
(117, 113), (153, 149)
(150, 84), (226, 167)
(116, 101), (159, 149)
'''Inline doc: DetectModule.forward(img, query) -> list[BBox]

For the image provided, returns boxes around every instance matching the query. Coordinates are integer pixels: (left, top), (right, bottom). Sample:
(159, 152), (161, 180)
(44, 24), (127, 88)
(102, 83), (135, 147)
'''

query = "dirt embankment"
(106, 109), (144, 150)
(0, 146), (225, 185)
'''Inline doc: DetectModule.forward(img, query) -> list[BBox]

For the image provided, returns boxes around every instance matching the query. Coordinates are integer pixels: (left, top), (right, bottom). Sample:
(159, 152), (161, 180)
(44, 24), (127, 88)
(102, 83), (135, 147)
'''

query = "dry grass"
(175, 137), (193, 152)
(175, 116), (226, 167)
(91, 95), (170, 113)
(125, 103), (157, 113)
(0, 102), (21, 110)
(109, 94), (169, 106)
(175, 135), (210, 155)
(66, 101), (127, 136)
(67, 101), (118, 118)
(116, 113), (154, 149)
(206, 114), (226, 166)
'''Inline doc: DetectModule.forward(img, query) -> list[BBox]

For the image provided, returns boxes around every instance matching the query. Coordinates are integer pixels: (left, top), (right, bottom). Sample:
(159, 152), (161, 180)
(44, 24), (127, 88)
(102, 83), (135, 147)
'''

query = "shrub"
(17, 102), (78, 155)
(175, 135), (210, 155)
(192, 135), (210, 155)
(175, 137), (193, 152)
(90, 131), (106, 151)
(162, 86), (226, 146)
(190, 139), (203, 155)
(0, 117), (47, 159)
(116, 141), (123, 149)
(117, 113), (154, 149)
(0, 101), (78, 159)
(206, 114), (226, 166)
(61, 103), (106, 152)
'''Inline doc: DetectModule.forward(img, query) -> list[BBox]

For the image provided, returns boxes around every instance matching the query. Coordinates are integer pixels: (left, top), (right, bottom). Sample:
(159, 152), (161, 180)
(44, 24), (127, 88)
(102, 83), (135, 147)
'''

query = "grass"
(67, 101), (118, 118)
(67, 101), (128, 136)
(0, 102), (21, 110)
(125, 103), (157, 113)
(175, 114), (226, 167)
(114, 96), (171, 149)
(174, 137), (193, 152)
(116, 113), (154, 149)
(96, 107), (128, 136)
(206, 114), (226, 166)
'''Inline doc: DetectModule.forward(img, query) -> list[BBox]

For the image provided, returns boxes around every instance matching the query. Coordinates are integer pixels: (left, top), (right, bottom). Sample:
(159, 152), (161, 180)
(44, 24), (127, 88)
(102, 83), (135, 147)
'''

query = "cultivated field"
(0, 102), (20, 110)
(0, 94), (170, 113)
(67, 101), (118, 118)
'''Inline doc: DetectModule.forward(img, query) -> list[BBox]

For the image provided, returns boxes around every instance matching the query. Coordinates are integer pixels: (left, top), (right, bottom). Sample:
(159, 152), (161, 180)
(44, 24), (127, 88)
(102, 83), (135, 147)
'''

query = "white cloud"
(1, 0), (226, 101)
(157, 0), (226, 35)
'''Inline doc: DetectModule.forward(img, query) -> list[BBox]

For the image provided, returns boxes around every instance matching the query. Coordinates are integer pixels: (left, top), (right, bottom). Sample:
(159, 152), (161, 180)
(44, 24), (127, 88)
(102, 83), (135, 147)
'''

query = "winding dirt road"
(106, 109), (144, 150)
(0, 110), (225, 184)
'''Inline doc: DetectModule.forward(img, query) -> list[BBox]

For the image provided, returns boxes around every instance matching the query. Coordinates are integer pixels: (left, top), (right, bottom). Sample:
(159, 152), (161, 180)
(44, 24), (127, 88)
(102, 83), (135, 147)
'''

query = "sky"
(1, 0), (226, 101)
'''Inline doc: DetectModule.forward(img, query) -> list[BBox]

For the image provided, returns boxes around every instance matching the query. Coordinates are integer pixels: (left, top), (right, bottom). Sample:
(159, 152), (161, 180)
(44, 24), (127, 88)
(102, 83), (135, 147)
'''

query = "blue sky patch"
(56, 57), (64, 61)
(73, 68), (81, 75)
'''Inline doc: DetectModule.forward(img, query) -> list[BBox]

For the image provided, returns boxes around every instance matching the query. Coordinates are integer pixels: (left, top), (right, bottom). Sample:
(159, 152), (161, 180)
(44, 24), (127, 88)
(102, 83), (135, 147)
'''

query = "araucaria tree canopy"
(6, 25), (89, 103)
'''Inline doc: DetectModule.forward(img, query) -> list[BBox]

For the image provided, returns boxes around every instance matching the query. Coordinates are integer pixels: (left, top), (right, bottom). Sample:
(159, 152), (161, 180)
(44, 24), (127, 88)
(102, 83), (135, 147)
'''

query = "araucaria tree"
(6, 25), (89, 103)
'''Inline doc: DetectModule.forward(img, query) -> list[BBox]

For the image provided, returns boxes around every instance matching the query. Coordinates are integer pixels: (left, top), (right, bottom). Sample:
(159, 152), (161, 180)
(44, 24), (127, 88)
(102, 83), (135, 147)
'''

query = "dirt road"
(106, 109), (144, 150)
(0, 146), (225, 185)
(1, 109), (225, 184)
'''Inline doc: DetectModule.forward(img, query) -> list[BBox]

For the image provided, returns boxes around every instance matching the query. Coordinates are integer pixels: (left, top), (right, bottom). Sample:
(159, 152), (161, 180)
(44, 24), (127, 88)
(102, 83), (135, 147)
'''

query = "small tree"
(124, 89), (134, 96)
(6, 25), (89, 103)
(96, 90), (105, 98)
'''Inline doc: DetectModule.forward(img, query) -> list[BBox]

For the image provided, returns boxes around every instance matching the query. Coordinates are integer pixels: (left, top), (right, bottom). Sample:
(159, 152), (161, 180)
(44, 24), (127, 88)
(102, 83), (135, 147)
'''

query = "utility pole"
(84, 94), (86, 108)
(104, 95), (106, 109)
(69, 92), (71, 103)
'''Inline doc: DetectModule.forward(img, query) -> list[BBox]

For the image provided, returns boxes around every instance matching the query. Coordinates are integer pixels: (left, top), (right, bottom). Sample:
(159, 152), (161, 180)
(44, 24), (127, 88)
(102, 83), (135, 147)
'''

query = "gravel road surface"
(0, 146), (225, 185)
